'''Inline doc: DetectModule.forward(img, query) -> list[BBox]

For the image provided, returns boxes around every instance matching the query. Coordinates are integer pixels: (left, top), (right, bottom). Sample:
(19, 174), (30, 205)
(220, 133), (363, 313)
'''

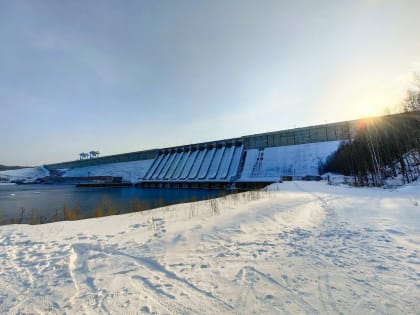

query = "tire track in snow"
(68, 246), (79, 291)
(317, 273), (340, 315)
(235, 266), (318, 314)
(67, 242), (233, 313)
(293, 182), (420, 313)
(124, 251), (234, 313)
(68, 244), (115, 314)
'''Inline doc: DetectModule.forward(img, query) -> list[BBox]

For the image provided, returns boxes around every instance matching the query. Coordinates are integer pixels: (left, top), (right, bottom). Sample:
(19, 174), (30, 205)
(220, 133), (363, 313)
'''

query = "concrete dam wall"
(45, 113), (418, 188)
(47, 118), (358, 171)
(44, 118), (356, 188)
(46, 113), (414, 187)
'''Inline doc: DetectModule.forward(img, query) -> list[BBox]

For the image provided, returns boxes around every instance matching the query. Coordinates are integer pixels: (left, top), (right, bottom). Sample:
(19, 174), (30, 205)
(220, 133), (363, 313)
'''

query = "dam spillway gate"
(137, 140), (249, 189)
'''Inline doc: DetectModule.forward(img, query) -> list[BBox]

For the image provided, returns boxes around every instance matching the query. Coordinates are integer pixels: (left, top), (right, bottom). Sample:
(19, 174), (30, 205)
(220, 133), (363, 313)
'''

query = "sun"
(359, 105), (375, 118)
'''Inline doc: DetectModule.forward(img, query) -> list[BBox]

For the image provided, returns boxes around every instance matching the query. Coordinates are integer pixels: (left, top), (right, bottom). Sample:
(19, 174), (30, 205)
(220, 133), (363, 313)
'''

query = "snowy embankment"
(62, 160), (153, 182)
(0, 160), (154, 183)
(0, 166), (49, 181)
(1, 181), (419, 314)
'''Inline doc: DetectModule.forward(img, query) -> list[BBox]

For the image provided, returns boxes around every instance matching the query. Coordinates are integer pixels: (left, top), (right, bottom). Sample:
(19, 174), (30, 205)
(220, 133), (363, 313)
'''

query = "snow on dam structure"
(45, 116), (376, 188)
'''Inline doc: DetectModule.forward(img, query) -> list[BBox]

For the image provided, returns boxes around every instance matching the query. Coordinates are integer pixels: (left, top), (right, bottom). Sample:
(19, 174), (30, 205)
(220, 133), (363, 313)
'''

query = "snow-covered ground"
(0, 160), (154, 183)
(0, 166), (49, 181)
(0, 181), (419, 314)
(62, 160), (154, 182)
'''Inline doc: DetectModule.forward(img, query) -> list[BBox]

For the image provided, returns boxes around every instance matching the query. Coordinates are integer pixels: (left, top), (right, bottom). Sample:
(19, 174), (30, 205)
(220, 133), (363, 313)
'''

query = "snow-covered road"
(0, 181), (419, 314)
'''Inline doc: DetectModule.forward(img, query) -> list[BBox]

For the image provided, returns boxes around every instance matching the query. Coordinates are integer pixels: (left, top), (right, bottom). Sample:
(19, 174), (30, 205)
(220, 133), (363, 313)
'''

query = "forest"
(320, 75), (420, 186)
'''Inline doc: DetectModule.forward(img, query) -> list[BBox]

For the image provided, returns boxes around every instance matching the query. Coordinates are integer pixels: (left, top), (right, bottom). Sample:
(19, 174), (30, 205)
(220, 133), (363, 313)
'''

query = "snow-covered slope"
(0, 166), (49, 180)
(1, 181), (419, 314)
(63, 159), (154, 182)
(240, 141), (341, 181)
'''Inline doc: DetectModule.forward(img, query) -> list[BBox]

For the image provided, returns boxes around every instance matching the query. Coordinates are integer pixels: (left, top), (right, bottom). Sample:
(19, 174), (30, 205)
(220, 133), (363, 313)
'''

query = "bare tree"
(404, 73), (420, 112)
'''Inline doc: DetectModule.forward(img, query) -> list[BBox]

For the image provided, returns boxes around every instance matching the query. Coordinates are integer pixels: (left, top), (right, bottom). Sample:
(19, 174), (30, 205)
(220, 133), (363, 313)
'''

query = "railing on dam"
(142, 144), (244, 182)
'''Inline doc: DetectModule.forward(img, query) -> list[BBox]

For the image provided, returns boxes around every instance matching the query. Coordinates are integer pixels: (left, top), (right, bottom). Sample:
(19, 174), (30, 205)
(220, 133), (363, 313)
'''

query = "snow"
(0, 166), (50, 180)
(1, 181), (419, 314)
(62, 160), (154, 182)
(239, 141), (341, 181)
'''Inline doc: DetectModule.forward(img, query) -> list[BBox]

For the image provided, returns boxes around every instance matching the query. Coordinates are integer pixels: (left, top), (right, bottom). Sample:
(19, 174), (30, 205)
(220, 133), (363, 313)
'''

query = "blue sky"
(1, 0), (419, 165)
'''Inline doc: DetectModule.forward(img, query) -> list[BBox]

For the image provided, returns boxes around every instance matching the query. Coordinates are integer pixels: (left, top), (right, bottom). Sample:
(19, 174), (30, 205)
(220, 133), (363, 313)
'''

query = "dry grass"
(63, 205), (79, 221)
(2, 187), (272, 225)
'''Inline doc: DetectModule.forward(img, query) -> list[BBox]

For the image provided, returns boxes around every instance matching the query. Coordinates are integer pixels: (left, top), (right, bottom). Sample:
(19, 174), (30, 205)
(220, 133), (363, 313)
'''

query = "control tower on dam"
(45, 113), (416, 188)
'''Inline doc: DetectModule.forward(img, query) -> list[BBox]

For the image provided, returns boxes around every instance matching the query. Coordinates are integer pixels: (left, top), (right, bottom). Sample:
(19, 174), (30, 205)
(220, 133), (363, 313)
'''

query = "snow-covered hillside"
(62, 159), (154, 182)
(0, 166), (49, 180)
(1, 181), (419, 314)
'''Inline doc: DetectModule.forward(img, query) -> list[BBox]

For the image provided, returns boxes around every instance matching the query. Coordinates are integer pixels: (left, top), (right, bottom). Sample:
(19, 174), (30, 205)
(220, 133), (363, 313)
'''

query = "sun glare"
(358, 105), (376, 118)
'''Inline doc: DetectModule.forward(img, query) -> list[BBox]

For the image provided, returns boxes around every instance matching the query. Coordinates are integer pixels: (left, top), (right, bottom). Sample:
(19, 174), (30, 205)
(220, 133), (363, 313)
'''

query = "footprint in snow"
(140, 305), (151, 314)
(385, 229), (405, 236)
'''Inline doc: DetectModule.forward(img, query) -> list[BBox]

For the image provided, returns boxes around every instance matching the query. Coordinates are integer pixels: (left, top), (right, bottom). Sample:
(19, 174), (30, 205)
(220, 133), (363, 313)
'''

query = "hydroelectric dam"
(44, 117), (360, 189)
(45, 113), (412, 189)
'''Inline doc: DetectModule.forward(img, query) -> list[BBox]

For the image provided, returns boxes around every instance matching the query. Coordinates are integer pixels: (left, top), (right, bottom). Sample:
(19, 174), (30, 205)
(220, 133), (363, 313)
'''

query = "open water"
(0, 184), (228, 225)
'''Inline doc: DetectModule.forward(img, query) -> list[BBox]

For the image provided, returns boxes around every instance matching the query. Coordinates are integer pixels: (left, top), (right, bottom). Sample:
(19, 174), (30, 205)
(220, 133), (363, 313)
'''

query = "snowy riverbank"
(0, 181), (419, 314)
(0, 166), (49, 182)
